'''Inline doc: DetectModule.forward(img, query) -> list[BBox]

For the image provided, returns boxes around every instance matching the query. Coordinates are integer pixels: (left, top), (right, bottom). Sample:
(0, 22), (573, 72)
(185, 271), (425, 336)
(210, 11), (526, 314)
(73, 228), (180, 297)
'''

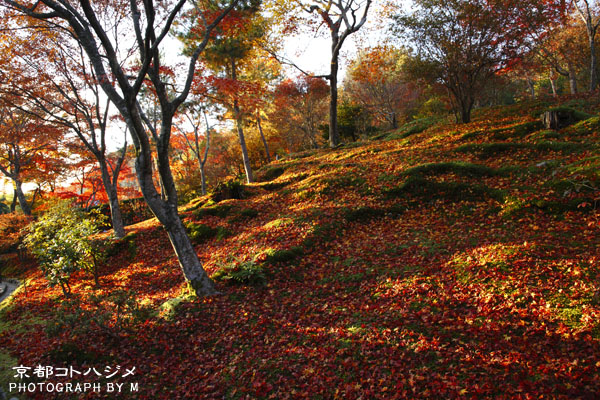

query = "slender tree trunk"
(231, 60), (254, 183)
(256, 114), (271, 163)
(329, 57), (340, 147)
(10, 188), (16, 213)
(567, 63), (578, 94)
(550, 76), (558, 97)
(199, 166), (207, 196)
(589, 36), (597, 91)
(14, 179), (31, 215)
(391, 112), (398, 130)
(526, 77), (536, 99)
(99, 164), (126, 238)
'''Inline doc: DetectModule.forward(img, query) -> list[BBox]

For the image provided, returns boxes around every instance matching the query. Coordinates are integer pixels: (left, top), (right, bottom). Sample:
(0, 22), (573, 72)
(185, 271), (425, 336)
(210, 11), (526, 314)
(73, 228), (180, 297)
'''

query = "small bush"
(212, 258), (266, 286)
(23, 201), (105, 296)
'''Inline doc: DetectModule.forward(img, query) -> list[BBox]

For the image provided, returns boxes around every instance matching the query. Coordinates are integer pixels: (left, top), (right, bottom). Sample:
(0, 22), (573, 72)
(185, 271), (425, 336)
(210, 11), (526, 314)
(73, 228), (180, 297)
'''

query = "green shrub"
(23, 201), (105, 296)
(212, 258), (266, 286)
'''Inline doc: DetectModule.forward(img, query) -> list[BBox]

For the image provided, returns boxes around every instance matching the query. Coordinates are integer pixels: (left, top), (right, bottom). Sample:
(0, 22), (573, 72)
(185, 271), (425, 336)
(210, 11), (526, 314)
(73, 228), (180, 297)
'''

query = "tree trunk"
(162, 207), (217, 296)
(568, 63), (578, 94)
(199, 165), (207, 196)
(329, 58), (340, 147)
(460, 107), (471, 124)
(256, 114), (271, 163)
(14, 180), (31, 215)
(589, 35), (597, 91)
(550, 76), (558, 97)
(10, 188), (17, 213)
(527, 77), (536, 99)
(231, 60), (254, 183)
(99, 164), (126, 238)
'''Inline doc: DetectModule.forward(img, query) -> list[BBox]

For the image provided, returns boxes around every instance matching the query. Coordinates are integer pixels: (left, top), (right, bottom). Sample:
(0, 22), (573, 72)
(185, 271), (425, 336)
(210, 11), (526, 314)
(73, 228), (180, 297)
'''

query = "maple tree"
(3, 0), (240, 296)
(0, 93), (65, 215)
(270, 75), (329, 151)
(3, 27), (131, 237)
(344, 45), (421, 129)
(393, 0), (562, 123)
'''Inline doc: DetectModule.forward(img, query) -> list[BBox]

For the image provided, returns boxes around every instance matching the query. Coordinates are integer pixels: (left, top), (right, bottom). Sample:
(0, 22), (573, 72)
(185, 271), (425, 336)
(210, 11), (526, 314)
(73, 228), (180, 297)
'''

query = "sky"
(279, 2), (391, 81)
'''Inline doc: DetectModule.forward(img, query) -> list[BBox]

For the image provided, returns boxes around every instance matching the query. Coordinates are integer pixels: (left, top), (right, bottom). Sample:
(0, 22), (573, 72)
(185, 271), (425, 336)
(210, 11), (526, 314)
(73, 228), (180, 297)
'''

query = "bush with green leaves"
(212, 258), (266, 286)
(23, 201), (105, 296)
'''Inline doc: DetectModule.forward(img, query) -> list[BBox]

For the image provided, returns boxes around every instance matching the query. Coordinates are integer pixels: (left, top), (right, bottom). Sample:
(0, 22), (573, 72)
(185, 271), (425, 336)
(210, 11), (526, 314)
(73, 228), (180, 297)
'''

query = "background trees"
(270, 75), (329, 151)
(344, 46), (421, 129)
(392, 0), (562, 123)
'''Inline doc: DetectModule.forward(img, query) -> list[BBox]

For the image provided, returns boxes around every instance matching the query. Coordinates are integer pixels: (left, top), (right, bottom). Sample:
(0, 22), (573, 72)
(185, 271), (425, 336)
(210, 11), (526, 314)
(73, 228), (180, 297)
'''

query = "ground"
(1, 96), (599, 399)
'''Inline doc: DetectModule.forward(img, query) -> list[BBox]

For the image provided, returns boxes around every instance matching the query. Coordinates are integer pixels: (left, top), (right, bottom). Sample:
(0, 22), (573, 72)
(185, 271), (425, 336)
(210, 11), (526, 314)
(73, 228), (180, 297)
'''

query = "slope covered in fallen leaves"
(1, 97), (600, 399)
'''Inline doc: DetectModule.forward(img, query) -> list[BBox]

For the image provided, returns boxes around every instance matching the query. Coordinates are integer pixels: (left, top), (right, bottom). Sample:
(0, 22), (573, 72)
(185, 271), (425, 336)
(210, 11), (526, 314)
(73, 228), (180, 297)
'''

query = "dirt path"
(0, 280), (19, 305)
